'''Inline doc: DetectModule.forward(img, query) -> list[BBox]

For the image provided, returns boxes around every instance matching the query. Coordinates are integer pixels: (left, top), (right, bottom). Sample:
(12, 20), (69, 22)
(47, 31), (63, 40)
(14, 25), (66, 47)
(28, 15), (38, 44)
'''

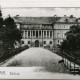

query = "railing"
(47, 47), (80, 75)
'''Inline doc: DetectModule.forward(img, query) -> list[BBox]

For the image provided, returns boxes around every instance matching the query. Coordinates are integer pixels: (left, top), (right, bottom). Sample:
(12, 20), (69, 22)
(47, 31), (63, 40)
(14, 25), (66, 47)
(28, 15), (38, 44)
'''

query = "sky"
(0, 0), (80, 18)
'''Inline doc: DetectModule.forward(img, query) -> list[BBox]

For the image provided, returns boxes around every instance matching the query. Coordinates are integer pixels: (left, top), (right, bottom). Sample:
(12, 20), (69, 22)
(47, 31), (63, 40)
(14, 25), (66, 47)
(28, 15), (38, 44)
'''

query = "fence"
(47, 47), (80, 75)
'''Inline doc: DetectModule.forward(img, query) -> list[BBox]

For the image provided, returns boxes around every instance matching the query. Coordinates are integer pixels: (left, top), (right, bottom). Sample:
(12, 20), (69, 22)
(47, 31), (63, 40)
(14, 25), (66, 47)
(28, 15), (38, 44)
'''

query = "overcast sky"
(1, 0), (80, 18)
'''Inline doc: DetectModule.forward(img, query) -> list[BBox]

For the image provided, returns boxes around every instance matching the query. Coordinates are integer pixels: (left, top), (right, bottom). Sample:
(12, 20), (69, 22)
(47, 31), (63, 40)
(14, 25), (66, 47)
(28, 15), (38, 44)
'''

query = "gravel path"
(1, 48), (80, 79)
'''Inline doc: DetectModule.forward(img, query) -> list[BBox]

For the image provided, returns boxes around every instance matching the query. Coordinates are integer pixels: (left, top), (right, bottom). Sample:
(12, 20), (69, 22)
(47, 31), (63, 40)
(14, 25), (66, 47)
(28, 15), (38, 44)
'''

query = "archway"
(35, 40), (39, 47)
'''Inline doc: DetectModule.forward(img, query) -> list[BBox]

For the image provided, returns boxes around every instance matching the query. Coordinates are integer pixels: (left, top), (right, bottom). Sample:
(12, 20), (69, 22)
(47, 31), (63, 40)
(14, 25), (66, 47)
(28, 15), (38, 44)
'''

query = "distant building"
(14, 15), (80, 47)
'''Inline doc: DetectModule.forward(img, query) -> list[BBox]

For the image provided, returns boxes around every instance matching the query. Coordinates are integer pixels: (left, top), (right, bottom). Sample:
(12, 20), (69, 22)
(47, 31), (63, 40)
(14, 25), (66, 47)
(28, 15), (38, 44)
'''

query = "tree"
(60, 25), (80, 52)
(0, 10), (22, 56)
(4, 16), (22, 49)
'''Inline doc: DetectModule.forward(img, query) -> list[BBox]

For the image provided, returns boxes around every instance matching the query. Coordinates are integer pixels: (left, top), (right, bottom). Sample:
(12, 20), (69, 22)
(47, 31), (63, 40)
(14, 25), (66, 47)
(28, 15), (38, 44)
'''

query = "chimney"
(54, 15), (57, 18)
(70, 15), (73, 18)
(64, 15), (67, 18)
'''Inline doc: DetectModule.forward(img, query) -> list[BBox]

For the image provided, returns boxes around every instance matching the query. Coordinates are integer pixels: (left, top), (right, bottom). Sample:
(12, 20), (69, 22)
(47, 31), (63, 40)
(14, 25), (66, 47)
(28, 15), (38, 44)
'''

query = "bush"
(0, 45), (29, 62)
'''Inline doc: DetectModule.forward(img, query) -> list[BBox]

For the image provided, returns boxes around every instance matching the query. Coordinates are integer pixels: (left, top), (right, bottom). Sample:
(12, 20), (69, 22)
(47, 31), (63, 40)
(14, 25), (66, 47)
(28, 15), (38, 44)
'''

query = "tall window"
(47, 31), (49, 37)
(28, 31), (30, 37)
(33, 31), (35, 36)
(25, 31), (27, 38)
(44, 31), (46, 38)
(50, 31), (52, 38)
(36, 31), (38, 38)
(39, 31), (41, 36)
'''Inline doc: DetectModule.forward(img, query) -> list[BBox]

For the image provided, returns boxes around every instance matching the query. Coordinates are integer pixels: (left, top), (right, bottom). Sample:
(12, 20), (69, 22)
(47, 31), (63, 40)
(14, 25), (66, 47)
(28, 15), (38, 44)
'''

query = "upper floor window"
(28, 31), (30, 37)
(50, 31), (52, 37)
(47, 31), (49, 36)
(39, 31), (41, 36)
(44, 31), (46, 36)
(33, 31), (35, 36)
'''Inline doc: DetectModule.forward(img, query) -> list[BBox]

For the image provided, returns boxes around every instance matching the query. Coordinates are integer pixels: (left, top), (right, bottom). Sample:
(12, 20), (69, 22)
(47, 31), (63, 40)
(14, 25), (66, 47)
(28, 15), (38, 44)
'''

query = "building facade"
(14, 15), (80, 48)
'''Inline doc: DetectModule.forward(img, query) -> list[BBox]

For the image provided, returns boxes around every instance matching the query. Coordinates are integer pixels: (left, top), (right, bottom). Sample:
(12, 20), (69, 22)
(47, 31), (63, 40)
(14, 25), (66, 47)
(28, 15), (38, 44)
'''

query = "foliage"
(0, 11), (22, 57)
(60, 25), (80, 52)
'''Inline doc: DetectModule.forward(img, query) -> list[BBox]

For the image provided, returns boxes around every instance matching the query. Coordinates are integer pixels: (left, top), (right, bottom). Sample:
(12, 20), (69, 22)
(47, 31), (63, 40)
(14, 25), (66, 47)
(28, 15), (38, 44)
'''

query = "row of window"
(21, 41), (52, 44)
(23, 30), (53, 38)
(54, 25), (70, 29)
(43, 41), (52, 44)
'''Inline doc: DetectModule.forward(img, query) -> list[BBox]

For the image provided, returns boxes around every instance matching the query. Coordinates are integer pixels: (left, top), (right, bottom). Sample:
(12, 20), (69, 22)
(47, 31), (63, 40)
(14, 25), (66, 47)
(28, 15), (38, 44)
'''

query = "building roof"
(13, 16), (61, 24)
(14, 16), (80, 25)
(57, 16), (77, 22)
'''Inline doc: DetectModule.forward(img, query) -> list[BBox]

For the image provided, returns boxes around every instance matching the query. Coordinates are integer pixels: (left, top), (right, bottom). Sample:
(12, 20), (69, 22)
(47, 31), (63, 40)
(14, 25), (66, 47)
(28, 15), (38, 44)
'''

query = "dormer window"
(70, 15), (73, 18)
(65, 19), (68, 22)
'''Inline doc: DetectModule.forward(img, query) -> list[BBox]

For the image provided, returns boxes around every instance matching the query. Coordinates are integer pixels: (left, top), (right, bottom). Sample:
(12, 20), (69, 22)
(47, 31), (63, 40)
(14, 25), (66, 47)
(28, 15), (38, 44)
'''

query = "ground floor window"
(43, 41), (46, 44)
(28, 41), (31, 44)
(22, 41), (24, 44)
(49, 41), (52, 44)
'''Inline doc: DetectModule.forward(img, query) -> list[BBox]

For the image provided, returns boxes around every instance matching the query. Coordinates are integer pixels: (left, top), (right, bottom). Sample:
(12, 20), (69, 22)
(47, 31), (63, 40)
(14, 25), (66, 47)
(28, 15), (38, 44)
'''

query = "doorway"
(35, 40), (39, 47)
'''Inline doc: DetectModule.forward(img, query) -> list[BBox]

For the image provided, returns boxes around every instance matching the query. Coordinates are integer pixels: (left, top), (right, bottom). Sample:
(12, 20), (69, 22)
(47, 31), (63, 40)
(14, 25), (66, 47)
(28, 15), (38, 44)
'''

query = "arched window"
(49, 41), (52, 44)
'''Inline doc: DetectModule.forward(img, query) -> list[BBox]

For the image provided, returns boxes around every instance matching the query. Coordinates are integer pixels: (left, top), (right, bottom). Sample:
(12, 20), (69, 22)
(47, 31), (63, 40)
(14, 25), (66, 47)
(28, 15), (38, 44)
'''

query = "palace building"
(14, 15), (80, 47)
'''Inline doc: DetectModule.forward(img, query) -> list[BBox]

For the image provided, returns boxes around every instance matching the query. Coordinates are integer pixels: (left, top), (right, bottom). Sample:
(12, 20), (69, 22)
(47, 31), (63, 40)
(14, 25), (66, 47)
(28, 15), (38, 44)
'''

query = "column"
(27, 30), (28, 38)
(35, 30), (36, 38)
(43, 30), (44, 38)
(41, 30), (42, 38)
(52, 30), (53, 38)
(32, 30), (33, 38)
(49, 31), (50, 38)
(23, 30), (25, 38)
(38, 30), (39, 38)
(31, 30), (32, 47)
(30, 30), (31, 38)
(46, 30), (47, 38)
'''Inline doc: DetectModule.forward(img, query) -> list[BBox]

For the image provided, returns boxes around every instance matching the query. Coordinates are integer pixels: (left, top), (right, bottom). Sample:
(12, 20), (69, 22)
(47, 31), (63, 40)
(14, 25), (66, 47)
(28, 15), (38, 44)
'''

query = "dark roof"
(13, 16), (61, 24)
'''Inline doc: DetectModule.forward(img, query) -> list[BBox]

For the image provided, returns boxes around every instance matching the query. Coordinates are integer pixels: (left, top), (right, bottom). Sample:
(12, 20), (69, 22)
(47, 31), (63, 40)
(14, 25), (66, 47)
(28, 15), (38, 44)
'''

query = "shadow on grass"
(7, 59), (69, 73)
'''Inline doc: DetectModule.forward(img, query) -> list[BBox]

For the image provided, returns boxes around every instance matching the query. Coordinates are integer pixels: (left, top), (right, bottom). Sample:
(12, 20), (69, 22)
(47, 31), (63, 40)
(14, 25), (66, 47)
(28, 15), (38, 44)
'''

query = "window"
(49, 41), (52, 44)
(28, 41), (30, 44)
(33, 31), (35, 36)
(47, 31), (49, 36)
(43, 41), (46, 44)
(36, 31), (38, 38)
(28, 31), (30, 37)
(25, 31), (27, 38)
(39, 31), (41, 36)
(22, 41), (24, 44)
(44, 31), (46, 36)
(50, 31), (52, 37)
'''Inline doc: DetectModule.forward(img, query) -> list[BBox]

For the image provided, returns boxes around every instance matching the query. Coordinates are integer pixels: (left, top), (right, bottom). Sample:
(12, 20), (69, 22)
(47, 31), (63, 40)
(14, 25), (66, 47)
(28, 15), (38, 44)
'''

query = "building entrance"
(35, 40), (39, 47)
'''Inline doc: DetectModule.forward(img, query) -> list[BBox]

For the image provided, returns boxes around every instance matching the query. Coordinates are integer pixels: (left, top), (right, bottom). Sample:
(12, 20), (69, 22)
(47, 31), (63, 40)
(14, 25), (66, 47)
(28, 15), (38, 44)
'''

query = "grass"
(7, 60), (22, 67)
(7, 59), (69, 73)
